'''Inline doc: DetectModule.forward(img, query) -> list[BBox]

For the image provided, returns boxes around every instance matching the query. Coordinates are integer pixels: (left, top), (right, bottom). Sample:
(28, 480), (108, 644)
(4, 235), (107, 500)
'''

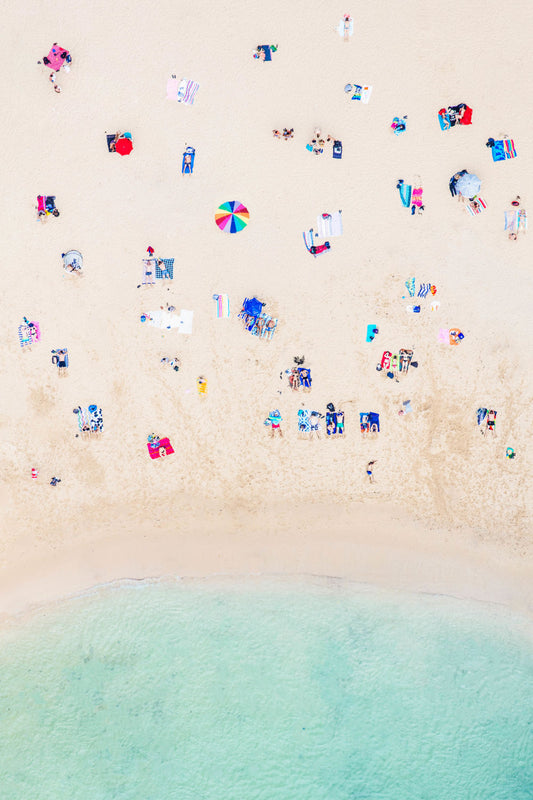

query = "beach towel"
(298, 409), (311, 433)
(351, 84), (372, 103)
(505, 209), (528, 234)
(332, 140), (343, 159)
(177, 79), (199, 105)
(51, 348), (69, 369)
(44, 44), (69, 71)
(411, 187), (423, 208)
(257, 45), (272, 61)
(336, 17), (354, 37)
(76, 405), (103, 433)
(504, 139), (517, 159)
(438, 109), (451, 130)
(303, 229), (315, 252)
(142, 259), (157, 285)
(418, 283), (431, 299)
(430, 301), (440, 312)
(213, 293), (230, 318)
(197, 377), (207, 395)
(438, 328), (449, 343)
(298, 367), (312, 389)
(147, 437), (174, 459)
(182, 146), (195, 174)
(366, 324), (378, 342)
(465, 196), (486, 216)
(177, 310), (194, 334)
(360, 412), (380, 434)
(404, 277), (415, 297)
(399, 349), (413, 373)
(477, 408), (488, 426)
(317, 211), (343, 238)
(397, 181), (412, 208)
(166, 76), (178, 100)
(391, 116), (407, 135)
(326, 410), (345, 436)
(155, 258), (174, 280)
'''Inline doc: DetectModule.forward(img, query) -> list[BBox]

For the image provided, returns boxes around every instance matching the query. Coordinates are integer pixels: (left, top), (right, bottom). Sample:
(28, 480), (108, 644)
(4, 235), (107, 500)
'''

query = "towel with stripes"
(213, 294), (230, 318)
(178, 79), (199, 105)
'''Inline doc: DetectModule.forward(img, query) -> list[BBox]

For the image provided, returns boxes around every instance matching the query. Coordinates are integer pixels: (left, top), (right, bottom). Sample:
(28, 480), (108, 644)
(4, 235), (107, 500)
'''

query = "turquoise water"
(1, 579), (532, 799)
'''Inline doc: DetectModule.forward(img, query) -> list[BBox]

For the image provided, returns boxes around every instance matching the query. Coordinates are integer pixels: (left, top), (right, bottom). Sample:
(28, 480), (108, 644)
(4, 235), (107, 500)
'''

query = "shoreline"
(1, 500), (532, 627)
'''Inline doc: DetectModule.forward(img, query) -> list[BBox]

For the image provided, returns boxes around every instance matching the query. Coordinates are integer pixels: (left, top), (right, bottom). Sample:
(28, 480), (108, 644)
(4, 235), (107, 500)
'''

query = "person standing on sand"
(366, 461), (376, 483)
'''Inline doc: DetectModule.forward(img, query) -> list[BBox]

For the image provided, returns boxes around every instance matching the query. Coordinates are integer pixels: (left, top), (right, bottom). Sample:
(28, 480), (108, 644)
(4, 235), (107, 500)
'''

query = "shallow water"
(1, 578), (532, 800)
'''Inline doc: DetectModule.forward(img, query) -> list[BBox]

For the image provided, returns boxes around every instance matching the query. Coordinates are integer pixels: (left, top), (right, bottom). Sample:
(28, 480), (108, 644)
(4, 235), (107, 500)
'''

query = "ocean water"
(0, 579), (532, 800)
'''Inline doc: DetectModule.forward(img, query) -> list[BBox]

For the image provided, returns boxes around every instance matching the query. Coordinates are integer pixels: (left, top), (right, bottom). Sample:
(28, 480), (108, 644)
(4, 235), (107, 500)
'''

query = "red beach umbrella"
(115, 137), (133, 156)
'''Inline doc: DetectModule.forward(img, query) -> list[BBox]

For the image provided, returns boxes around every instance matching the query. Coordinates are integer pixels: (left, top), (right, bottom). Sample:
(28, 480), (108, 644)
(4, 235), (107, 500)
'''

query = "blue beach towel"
(258, 45), (272, 61)
(182, 146), (195, 174)
(155, 259), (174, 280)
(366, 324), (378, 342)
(397, 180), (412, 207)
(491, 140), (506, 162)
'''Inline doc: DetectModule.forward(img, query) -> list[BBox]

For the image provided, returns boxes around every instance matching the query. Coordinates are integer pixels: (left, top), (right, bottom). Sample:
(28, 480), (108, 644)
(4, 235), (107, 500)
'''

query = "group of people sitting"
(37, 195), (59, 220)
(273, 128), (294, 140)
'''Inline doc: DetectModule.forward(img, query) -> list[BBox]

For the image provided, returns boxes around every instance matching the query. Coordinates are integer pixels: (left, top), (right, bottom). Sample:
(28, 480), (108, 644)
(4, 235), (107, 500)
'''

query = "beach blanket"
(418, 283), (431, 299)
(317, 211), (343, 238)
(155, 258), (174, 280)
(490, 138), (516, 162)
(351, 84), (372, 103)
(213, 293), (230, 318)
(142, 259), (157, 285)
(177, 79), (199, 105)
(477, 408), (488, 426)
(18, 320), (40, 348)
(326, 410), (345, 436)
(44, 44), (69, 71)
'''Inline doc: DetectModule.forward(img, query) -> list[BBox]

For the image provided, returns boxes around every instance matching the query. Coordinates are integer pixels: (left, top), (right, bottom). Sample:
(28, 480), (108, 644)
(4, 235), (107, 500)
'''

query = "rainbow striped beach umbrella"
(215, 201), (249, 233)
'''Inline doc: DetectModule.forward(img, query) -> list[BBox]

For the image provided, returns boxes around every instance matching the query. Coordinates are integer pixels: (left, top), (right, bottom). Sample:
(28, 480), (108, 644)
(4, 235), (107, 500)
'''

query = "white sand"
(1, 0), (532, 621)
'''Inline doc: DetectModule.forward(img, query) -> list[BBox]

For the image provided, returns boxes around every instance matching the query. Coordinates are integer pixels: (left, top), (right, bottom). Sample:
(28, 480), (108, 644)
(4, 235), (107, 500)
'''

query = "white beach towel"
(177, 309), (194, 334)
(336, 18), (354, 37)
(317, 210), (343, 238)
(351, 84), (372, 103)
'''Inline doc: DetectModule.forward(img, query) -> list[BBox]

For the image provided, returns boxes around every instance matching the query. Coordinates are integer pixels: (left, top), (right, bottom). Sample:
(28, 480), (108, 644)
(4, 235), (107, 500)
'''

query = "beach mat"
(213, 293), (230, 318)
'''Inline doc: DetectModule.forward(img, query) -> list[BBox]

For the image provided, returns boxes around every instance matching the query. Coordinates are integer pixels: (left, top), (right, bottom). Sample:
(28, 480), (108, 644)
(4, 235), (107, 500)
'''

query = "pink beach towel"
(213, 293), (230, 318)
(438, 328), (449, 343)
(46, 45), (69, 71)
(166, 77), (178, 100)
(412, 187), (423, 207)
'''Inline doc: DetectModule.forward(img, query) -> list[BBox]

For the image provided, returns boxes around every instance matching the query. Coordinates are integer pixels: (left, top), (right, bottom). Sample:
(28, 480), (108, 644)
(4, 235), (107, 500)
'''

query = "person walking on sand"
(366, 461), (376, 483)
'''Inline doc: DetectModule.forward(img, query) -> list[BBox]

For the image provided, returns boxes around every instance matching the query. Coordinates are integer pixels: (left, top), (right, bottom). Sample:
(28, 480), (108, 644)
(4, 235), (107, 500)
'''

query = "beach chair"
(182, 146), (195, 174)
(155, 258), (174, 280)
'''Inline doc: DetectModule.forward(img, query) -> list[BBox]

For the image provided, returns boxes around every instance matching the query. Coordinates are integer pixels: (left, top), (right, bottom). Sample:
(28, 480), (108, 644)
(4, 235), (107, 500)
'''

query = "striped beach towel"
(213, 294), (230, 318)
(504, 139), (517, 159)
(418, 283), (431, 299)
(465, 197), (486, 216)
(155, 258), (174, 280)
(178, 79), (199, 105)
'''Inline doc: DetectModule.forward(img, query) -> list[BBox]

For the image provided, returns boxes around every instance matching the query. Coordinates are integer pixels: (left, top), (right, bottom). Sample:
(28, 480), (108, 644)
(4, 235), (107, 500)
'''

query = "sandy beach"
(1, 0), (532, 621)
